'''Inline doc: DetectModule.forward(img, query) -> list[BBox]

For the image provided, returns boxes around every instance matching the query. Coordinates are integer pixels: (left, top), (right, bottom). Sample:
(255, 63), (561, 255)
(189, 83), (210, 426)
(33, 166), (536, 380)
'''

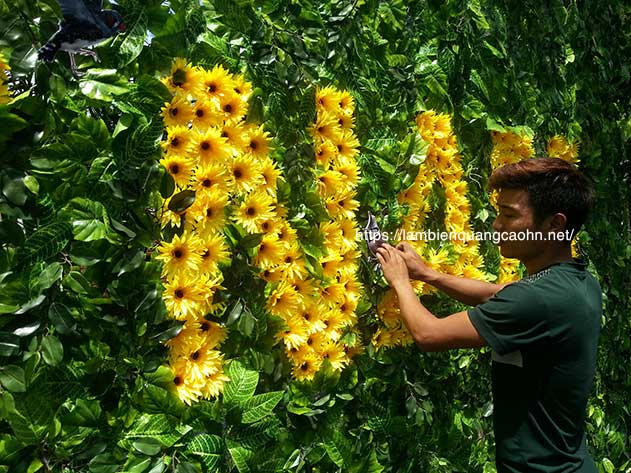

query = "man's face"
(492, 189), (544, 260)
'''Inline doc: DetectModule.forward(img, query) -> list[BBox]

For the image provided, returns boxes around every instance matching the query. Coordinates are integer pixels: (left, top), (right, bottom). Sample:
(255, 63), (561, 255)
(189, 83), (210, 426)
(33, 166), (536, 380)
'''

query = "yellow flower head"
(267, 280), (304, 318)
(184, 345), (224, 385)
(193, 127), (231, 165)
(192, 99), (223, 130)
(332, 155), (360, 189)
(315, 141), (337, 168)
(276, 316), (309, 350)
(258, 157), (281, 195)
(318, 340), (349, 371)
(199, 233), (230, 275)
(163, 274), (208, 320)
(189, 187), (228, 236)
(159, 154), (195, 188)
(245, 125), (271, 159)
(220, 122), (248, 155)
(162, 125), (194, 158)
(338, 90), (355, 115)
(162, 96), (194, 128)
(219, 91), (247, 123)
(228, 154), (264, 194)
(232, 75), (253, 101)
(325, 191), (360, 219)
(193, 162), (229, 195)
(156, 231), (204, 278)
(278, 245), (306, 281)
(163, 58), (202, 97)
(316, 86), (342, 114)
(170, 358), (203, 405)
(309, 112), (343, 144)
(291, 353), (322, 381)
(233, 191), (275, 233)
(255, 234), (286, 269)
(202, 65), (234, 100)
(316, 169), (347, 198)
(333, 130), (360, 160)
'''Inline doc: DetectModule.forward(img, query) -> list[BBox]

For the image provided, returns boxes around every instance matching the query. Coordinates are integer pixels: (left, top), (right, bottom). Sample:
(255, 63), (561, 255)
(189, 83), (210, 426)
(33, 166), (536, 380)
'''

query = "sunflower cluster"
(157, 59), (273, 403)
(0, 52), (11, 105)
(373, 111), (489, 350)
(268, 85), (365, 381)
(547, 135), (579, 164)
(489, 130), (535, 283)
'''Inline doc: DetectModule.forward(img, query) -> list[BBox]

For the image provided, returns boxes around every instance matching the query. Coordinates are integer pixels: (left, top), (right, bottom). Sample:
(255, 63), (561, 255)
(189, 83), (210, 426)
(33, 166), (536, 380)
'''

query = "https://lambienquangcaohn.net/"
(357, 228), (576, 245)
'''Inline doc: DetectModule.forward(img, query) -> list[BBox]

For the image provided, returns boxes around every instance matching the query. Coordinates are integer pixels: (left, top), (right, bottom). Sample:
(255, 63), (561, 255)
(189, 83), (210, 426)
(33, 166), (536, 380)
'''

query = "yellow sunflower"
(220, 122), (248, 155)
(232, 75), (253, 101)
(315, 141), (337, 168)
(155, 231), (204, 278)
(332, 155), (360, 189)
(291, 354), (322, 381)
(276, 316), (309, 350)
(163, 274), (207, 320)
(316, 169), (347, 198)
(162, 58), (203, 97)
(199, 233), (230, 275)
(228, 154), (263, 194)
(316, 86), (342, 114)
(333, 130), (360, 160)
(170, 358), (203, 405)
(188, 187), (228, 236)
(309, 112), (343, 144)
(193, 127), (231, 165)
(338, 90), (355, 115)
(192, 162), (229, 194)
(159, 154), (195, 189)
(161, 125), (194, 158)
(202, 65), (234, 100)
(184, 344), (224, 385)
(324, 191), (360, 219)
(232, 191), (275, 233)
(192, 99), (223, 130)
(318, 340), (349, 371)
(255, 234), (287, 269)
(219, 91), (247, 123)
(267, 280), (304, 318)
(161, 96), (194, 128)
(245, 125), (271, 159)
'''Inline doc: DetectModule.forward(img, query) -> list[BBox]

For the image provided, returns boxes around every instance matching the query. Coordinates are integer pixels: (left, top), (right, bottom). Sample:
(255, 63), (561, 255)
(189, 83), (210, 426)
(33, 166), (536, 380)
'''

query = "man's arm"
(396, 242), (506, 306)
(376, 245), (488, 352)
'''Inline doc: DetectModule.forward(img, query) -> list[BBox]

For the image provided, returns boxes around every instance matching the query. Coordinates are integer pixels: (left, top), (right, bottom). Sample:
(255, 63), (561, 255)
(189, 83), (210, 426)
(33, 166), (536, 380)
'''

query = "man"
(375, 157), (600, 472)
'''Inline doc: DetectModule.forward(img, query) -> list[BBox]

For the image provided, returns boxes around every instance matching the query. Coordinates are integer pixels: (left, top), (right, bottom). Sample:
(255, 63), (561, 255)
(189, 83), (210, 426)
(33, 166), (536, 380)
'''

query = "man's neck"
(523, 246), (574, 276)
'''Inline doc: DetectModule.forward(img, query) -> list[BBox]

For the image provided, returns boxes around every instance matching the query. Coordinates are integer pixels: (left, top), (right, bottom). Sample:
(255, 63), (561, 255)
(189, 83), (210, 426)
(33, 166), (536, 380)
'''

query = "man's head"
(488, 157), (594, 259)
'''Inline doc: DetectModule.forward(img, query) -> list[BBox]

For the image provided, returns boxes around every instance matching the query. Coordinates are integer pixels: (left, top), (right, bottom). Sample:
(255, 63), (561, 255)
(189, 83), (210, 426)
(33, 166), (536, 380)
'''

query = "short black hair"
(488, 157), (595, 237)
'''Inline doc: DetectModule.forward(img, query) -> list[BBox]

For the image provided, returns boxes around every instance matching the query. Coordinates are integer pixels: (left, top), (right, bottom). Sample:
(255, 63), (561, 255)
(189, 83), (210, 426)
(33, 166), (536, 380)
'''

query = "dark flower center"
(208, 84), (217, 93)
(171, 138), (180, 147)
(196, 109), (204, 117)
(250, 140), (258, 150)
(202, 179), (211, 187)
(246, 207), (256, 216)
(233, 169), (243, 179)
(200, 322), (210, 332)
(170, 108), (178, 116)
(191, 351), (200, 361)
(170, 165), (180, 174)
(201, 142), (210, 151)
(173, 249), (183, 258)
(173, 376), (183, 385)
(175, 289), (184, 298)
(224, 104), (233, 113)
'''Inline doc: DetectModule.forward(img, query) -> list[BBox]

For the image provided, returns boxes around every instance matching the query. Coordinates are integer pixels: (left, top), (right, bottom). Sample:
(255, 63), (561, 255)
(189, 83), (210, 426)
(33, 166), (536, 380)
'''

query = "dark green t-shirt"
(467, 260), (601, 473)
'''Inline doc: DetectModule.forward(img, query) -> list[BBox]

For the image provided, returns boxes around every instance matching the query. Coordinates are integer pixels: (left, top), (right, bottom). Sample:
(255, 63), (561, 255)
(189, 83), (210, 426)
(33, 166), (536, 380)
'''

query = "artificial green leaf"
(0, 366), (26, 392)
(241, 391), (283, 424)
(223, 360), (259, 406)
(41, 335), (64, 366)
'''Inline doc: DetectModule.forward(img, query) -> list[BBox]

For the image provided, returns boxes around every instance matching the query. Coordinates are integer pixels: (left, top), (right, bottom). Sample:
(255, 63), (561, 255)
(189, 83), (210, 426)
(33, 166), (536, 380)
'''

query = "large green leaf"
(223, 360), (259, 406)
(241, 391), (283, 424)
(60, 198), (116, 242)
(186, 434), (223, 471)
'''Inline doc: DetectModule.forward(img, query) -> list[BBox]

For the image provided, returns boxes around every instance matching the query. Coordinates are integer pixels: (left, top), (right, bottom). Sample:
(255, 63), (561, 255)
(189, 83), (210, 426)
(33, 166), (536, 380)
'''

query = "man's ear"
(548, 213), (568, 232)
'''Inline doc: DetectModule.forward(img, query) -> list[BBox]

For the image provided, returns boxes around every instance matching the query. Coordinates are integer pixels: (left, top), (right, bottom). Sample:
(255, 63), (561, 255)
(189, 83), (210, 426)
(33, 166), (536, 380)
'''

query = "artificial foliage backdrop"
(0, 0), (630, 472)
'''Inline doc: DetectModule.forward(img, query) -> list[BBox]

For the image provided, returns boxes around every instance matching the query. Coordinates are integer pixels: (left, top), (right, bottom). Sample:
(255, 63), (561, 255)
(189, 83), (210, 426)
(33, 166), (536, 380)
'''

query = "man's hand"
(396, 242), (438, 282)
(375, 244), (411, 290)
